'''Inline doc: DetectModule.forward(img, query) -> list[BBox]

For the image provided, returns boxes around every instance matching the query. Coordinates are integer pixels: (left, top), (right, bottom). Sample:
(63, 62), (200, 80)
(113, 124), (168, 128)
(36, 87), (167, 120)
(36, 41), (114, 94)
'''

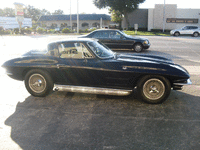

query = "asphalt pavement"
(0, 35), (199, 150)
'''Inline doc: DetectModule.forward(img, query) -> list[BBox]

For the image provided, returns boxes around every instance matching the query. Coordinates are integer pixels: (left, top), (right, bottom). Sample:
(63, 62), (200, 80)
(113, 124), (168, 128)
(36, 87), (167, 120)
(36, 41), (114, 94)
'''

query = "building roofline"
(39, 14), (111, 22)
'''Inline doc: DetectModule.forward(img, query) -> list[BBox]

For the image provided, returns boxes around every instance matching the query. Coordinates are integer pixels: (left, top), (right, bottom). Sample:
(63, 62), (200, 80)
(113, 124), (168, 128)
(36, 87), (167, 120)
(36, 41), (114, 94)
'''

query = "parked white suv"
(170, 26), (200, 37)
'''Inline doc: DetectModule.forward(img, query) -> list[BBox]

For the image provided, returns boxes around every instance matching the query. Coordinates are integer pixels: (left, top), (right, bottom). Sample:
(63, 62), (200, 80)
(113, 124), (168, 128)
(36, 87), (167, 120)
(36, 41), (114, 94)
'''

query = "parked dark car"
(2, 38), (191, 104)
(81, 29), (150, 52)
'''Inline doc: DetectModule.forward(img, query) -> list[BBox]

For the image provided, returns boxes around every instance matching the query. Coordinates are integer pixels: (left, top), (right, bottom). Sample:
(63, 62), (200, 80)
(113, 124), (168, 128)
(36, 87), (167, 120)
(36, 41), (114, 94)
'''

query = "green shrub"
(14, 28), (19, 34)
(48, 29), (56, 33)
(84, 29), (89, 33)
(36, 27), (46, 34)
(62, 28), (71, 33)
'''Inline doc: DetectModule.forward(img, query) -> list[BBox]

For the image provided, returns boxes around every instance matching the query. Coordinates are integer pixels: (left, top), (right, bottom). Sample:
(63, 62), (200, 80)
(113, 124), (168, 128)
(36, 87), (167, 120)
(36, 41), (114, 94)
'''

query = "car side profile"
(81, 29), (150, 52)
(170, 26), (200, 37)
(2, 38), (191, 104)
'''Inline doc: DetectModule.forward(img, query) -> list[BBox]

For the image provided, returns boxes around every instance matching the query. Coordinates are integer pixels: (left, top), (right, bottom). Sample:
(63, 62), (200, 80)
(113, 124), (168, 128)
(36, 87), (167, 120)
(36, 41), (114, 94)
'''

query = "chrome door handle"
(57, 64), (65, 68)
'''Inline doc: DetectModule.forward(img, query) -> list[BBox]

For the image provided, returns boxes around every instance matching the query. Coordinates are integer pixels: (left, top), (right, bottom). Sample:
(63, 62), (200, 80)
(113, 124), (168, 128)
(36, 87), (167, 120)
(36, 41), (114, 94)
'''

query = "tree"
(109, 8), (123, 29)
(1, 8), (15, 17)
(93, 0), (146, 29)
(25, 5), (41, 22)
(0, 9), (4, 16)
(52, 9), (64, 15)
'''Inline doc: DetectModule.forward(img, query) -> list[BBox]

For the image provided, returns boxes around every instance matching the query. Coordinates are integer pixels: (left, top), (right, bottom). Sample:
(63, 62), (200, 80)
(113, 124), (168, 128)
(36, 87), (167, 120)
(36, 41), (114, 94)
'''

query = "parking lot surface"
(0, 35), (200, 150)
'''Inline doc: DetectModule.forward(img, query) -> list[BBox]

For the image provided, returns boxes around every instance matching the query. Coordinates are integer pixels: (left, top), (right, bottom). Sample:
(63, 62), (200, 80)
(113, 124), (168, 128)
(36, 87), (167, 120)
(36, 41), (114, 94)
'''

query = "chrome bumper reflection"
(54, 84), (132, 96)
(173, 79), (192, 86)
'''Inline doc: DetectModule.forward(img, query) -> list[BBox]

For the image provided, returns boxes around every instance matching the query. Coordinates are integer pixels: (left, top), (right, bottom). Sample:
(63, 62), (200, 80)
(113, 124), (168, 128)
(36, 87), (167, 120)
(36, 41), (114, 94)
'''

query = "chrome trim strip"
(54, 84), (132, 96)
(6, 72), (13, 76)
(173, 79), (192, 86)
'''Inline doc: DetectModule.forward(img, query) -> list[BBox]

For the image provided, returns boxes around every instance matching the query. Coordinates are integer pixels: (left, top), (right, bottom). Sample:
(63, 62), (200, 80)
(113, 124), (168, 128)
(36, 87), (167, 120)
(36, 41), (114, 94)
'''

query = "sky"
(1, 0), (200, 15)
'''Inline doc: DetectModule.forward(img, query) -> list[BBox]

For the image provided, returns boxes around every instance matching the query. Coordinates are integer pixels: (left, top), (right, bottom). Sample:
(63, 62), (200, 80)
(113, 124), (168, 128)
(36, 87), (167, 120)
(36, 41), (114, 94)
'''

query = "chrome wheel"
(143, 78), (165, 101)
(193, 32), (199, 37)
(134, 44), (143, 52)
(29, 74), (47, 93)
(174, 32), (180, 36)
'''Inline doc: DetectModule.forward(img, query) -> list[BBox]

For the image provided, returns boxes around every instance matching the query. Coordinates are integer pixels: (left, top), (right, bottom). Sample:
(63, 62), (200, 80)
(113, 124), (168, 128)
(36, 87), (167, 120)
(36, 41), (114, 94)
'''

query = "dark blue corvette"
(2, 38), (191, 104)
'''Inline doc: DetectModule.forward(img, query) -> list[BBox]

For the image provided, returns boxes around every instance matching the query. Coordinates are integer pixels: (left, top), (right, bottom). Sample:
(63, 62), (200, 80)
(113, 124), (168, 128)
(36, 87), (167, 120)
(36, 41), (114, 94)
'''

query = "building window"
(82, 23), (89, 28)
(73, 23), (77, 27)
(50, 23), (57, 29)
(92, 22), (100, 28)
(61, 23), (68, 28)
(166, 18), (198, 23)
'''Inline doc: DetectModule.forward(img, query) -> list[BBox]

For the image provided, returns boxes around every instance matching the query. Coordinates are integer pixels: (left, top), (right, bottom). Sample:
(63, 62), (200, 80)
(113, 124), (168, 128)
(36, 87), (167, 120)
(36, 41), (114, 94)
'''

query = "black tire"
(137, 75), (171, 104)
(24, 69), (54, 97)
(174, 32), (180, 36)
(133, 43), (143, 52)
(193, 32), (199, 37)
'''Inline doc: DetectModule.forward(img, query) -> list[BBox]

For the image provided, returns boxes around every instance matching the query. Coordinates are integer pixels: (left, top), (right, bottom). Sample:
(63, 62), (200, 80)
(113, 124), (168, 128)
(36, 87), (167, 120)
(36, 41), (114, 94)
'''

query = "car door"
(92, 31), (112, 48)
(180, 26), (190, 35)
(56, 42), (106, 87)
(108, 31), (133, 50)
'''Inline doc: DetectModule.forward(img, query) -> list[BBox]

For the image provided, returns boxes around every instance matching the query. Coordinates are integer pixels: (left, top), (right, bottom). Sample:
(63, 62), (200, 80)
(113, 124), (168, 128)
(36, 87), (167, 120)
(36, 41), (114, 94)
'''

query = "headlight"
(143, 40), (149, 45)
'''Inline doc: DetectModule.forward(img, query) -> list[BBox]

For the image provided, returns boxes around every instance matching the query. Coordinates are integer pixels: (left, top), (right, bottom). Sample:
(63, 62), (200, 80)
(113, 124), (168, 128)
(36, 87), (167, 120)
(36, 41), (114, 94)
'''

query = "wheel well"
(133, 42), (143, 48)
(174, 31), (180, 35)
(22, 68), (53, 81)
(133, 74), (173, 87)
(193, 32), (199, 35)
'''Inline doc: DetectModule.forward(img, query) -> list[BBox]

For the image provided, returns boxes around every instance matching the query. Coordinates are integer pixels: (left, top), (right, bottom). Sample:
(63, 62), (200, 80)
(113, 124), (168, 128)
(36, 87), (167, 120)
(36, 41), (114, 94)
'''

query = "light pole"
(163, 0), (166, 32)
(77, 0), (79, 33)
(70, 0), (72, 31)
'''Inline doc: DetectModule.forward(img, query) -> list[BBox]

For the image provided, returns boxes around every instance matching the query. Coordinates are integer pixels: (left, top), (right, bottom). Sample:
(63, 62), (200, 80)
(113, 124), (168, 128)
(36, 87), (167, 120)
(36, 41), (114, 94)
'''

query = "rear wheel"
(137, 75), (171, 104)
(193, 32), (199, 37)
(133, 43), (143, 52)
(25, 69), (54, 97)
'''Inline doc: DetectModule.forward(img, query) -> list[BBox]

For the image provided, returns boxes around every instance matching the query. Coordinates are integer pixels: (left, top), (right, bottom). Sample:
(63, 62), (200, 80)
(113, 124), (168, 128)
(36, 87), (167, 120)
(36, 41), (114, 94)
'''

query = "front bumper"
(173, 79), (192, 86)
(173, 79), (192, 90)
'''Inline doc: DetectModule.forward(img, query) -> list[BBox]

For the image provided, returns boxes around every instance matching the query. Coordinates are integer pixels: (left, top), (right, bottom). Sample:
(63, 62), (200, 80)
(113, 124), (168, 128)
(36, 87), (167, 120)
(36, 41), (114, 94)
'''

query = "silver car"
(170, 26), (200, 37)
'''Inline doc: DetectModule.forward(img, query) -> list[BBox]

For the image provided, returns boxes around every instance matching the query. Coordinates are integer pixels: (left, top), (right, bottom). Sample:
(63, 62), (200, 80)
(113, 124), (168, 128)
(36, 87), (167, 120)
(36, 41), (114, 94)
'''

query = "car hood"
(116, 54), (174, 65)
(125, 35), (148, 41)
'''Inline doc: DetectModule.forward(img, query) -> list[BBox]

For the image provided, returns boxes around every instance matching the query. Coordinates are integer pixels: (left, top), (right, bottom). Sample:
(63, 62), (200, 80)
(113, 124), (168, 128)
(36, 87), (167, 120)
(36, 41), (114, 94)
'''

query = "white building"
(0, 17), (32, 29)
(122, 4), (200, 31)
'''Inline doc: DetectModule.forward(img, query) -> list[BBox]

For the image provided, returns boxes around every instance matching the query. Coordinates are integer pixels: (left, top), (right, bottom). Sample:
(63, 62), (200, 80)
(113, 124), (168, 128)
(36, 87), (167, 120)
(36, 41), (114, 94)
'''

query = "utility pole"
(77, 0), (79, 33)
(163, 0), (166, 32)
(70, 0), (72, 31)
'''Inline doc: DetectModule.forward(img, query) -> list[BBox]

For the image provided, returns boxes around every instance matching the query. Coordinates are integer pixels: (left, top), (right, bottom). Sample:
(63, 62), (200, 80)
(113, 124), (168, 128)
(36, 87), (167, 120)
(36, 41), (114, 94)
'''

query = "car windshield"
(87, 41), (114, 58)
(118, 30), (128, 36)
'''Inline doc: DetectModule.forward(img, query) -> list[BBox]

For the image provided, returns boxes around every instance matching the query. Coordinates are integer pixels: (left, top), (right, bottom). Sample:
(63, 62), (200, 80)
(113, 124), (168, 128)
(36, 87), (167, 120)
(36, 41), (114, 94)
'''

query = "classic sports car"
(2, 38), (191, 104)
(81, 29), (150, 52)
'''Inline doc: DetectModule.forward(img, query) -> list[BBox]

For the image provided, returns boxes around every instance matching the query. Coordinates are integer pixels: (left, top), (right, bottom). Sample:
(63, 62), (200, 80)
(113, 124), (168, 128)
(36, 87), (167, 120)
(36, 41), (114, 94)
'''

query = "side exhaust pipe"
(54, 84), (132, 96)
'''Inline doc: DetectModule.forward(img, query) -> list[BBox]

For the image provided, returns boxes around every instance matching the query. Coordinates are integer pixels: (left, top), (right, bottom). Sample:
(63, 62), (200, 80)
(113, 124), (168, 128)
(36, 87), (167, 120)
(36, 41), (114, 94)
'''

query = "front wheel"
(133, 43), (143, 52)
(174, 32), (180, 36)
(137, 75), (171, 104)
(25, 69), (54, 97)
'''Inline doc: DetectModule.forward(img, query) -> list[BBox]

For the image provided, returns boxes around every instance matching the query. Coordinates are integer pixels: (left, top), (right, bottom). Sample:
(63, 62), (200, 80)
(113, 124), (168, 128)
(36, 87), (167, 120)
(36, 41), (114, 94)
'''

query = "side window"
(47, 43), (59, 57)
(102, 31), (109, 38)
(191, 26), (198, 29)
(58, 42), (93, 59)
(109, 31), (121, 39)
(93, 32), (102, 38)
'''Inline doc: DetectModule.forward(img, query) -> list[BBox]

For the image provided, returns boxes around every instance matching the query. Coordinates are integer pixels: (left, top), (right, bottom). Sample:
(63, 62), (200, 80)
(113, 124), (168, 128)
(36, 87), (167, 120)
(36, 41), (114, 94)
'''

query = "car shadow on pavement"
(4, 90), (200, 150)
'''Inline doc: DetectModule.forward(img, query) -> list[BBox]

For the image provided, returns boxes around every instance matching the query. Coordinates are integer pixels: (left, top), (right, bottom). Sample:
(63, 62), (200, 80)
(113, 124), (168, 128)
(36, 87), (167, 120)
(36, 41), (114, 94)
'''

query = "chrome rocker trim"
(54, 84), (133, 96)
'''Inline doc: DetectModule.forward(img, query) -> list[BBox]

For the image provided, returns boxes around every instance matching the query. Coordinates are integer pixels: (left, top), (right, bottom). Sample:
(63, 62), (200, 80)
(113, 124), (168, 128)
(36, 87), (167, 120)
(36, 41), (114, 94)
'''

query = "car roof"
(48, 38), (98, 45)
(94, 29), (120, 32)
